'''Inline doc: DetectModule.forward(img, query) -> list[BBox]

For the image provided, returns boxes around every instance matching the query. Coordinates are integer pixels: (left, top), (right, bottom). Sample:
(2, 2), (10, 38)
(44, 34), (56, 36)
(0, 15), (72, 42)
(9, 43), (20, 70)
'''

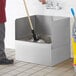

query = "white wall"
(5, 0), (76, 50)
(5, 0), (16, 49)
(42, 0), (76, 17)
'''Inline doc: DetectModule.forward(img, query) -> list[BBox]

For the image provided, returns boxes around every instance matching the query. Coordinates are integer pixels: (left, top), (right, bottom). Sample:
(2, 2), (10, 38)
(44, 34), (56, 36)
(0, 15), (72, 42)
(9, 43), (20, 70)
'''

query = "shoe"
(0, 58), (14, 64)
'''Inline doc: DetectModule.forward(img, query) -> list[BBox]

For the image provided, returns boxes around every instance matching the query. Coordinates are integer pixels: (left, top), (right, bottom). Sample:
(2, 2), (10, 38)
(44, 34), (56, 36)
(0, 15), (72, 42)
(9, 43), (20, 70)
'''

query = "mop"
(23, 0), (45, 43)
(71, 8), (76, 72)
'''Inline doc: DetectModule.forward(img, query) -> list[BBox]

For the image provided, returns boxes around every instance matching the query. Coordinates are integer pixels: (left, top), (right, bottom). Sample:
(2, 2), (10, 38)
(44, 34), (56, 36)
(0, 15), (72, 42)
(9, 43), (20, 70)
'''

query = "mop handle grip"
(71, 8), (75, 16)
(23, 0), (33, 30)
(71, 8), (76, 20)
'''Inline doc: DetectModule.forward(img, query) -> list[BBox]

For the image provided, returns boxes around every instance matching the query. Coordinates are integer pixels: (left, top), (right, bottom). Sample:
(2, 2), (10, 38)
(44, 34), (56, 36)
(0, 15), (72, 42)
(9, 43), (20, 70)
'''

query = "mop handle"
(23, 0), (33, 30)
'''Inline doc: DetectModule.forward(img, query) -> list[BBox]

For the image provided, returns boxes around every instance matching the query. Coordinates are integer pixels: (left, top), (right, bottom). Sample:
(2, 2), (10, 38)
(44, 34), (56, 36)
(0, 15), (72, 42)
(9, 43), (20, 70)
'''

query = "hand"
(39, 0), (46, 4)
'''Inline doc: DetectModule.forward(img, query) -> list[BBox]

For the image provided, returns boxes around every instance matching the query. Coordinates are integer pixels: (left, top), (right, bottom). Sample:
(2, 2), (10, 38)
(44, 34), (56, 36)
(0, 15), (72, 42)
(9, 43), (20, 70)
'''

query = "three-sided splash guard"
(15, 15), (70, 66)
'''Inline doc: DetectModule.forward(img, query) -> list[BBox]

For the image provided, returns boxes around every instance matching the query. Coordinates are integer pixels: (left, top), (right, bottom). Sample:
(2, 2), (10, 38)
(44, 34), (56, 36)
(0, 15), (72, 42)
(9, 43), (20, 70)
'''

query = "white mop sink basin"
(15, 40), (70, 66)
(15, 15), (71, 66)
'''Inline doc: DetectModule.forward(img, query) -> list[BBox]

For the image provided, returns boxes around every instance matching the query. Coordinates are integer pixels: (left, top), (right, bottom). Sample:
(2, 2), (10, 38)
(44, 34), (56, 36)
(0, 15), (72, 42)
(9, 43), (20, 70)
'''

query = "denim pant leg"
(0, 23), (6, 60)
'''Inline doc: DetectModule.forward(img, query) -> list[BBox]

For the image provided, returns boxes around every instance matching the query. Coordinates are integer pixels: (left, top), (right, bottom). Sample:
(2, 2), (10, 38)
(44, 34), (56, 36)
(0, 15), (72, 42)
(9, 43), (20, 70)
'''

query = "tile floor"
(0, 49), (76, 76)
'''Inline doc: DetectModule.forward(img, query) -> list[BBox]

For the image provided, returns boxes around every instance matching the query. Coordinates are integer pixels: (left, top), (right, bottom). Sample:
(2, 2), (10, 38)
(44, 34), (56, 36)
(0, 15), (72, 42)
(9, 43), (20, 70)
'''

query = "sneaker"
(0, 58), (14, 64)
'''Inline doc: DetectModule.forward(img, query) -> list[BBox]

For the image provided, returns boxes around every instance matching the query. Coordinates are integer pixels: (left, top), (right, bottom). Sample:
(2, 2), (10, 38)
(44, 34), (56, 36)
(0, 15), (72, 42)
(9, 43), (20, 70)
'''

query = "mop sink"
(15, 15), (71, 66)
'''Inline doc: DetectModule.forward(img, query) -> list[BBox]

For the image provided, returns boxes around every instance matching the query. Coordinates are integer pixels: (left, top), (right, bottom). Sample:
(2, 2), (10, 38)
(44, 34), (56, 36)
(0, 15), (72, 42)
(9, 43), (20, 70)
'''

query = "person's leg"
(0, 23), (14, 64)
(0, 23), (6, 60)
